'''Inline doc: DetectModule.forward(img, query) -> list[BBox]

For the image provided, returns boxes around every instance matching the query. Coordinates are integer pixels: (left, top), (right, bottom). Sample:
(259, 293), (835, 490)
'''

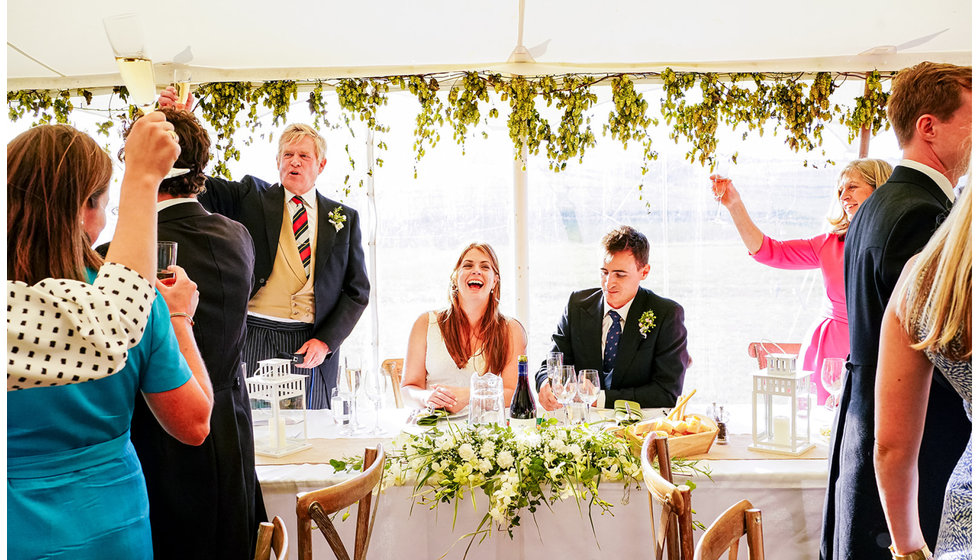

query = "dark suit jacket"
(200, 175), (370, 391)
(821, 166), (970, 560)
(534, 287), (688, 408)
(99, 200), (266, 558)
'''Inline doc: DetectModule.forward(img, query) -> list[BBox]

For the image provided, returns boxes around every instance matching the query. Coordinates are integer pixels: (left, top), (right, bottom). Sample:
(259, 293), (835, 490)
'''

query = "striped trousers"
(243, 316), (337, 409)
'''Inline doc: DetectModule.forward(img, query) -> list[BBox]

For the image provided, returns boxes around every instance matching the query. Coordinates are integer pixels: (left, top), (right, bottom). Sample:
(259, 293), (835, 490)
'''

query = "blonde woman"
(710, 158), (892, 404)
(402, 243), (526, 413)
(874, 184), (971, 559)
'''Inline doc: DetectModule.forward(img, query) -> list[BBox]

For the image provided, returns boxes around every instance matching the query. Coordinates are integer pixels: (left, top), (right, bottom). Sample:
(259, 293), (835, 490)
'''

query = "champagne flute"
(577, 369), (600, 423)
(156, 241), (177, 285)
(173, 67), (193, 111)
(103, 14), (156, 115)
(362, 371), (385, 436)
(820, 358), (845, 410)
(710, 152), (733, 224)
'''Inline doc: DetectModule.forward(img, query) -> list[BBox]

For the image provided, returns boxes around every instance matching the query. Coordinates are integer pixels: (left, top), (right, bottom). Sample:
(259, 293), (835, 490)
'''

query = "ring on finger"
(167, 130), (179, 143)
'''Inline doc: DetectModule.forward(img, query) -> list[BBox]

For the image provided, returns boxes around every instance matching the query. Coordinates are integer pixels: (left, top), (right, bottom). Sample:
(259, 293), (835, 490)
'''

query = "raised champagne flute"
(710, 151), (733, 224)
(103, 14), (156, 115)
(156, 241), (177, 285)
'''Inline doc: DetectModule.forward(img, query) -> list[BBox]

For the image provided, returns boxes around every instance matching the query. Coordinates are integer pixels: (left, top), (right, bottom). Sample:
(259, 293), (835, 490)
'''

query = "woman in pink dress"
(710, 159), (892, 404)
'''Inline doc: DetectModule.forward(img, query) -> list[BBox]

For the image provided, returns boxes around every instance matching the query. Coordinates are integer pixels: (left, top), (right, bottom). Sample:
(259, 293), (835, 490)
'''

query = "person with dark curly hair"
(101, 106), (266, 559)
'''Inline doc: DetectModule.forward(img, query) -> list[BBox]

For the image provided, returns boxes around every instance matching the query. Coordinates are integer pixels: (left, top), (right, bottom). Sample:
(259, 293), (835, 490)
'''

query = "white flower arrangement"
(330, 420), (709, 556)
(638, 310), (657, 339)
(327, 206), (347, 232)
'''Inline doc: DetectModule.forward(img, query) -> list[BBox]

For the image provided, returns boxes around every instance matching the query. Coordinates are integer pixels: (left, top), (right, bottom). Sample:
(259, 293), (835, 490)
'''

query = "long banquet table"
(257, 406), (830, 560)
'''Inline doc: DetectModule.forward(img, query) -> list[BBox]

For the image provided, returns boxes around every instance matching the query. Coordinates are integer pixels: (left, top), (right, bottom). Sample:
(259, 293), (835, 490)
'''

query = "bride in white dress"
(401, 243), (526, 413)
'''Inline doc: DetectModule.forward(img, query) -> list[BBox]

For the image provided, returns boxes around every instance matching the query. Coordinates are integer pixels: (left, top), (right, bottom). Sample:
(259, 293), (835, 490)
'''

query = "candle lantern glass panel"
(247, 358), (312, 457)
(749, 369), (815, 456)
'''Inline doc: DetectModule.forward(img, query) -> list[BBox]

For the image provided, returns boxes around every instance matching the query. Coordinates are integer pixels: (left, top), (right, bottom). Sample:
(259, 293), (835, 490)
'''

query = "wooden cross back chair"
(641, 433), (765, 560)
(254, 515), (289, 560)
(693, 500), (764, 560)
(296, 445), (385, 560)
(747, 341), (801, 370)
(380, 358), (404, 408)
(641, 433), (695, 560)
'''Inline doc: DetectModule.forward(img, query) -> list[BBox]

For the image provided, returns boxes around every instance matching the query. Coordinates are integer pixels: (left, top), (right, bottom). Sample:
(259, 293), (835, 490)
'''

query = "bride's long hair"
(438, 243), (510, 375)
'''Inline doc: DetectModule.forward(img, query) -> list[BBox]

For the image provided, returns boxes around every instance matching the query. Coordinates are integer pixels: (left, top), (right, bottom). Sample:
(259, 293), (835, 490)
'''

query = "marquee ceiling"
(7, 0), (973, 91)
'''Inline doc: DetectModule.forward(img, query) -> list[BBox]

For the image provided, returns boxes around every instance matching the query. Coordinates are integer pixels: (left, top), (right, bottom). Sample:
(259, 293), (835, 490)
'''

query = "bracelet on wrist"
(170, 312), (195, 326)
(889, 544), (932, 560)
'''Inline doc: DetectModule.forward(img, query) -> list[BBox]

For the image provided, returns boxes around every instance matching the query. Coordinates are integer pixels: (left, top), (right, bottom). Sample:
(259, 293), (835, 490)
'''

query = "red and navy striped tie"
(290, 196), (311, 277)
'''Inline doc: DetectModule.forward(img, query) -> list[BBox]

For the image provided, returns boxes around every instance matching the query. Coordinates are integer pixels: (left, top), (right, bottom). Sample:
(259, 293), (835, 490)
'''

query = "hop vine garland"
(7, 70), (890, 192)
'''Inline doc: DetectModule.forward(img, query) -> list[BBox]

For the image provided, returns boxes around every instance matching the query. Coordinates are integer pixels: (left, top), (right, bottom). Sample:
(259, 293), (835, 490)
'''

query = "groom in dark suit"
(821, 62), (972, 560)
(536, 226), (689, 409)
(198, 123), (370, 410)
(103, 106), (266, 558)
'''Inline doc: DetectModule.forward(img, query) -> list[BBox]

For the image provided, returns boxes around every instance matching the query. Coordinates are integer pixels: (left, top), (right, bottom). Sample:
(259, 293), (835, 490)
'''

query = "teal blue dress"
(7, 277), (192, 560)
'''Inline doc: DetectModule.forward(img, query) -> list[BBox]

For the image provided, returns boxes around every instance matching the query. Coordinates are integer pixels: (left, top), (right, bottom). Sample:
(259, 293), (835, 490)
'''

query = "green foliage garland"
(8, 70), (892, 190)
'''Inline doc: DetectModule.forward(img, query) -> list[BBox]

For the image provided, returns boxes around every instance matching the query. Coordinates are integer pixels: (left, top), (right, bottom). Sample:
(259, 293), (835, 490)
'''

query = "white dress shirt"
(596, 295), (636, 408)
(898, 159), (956, 201)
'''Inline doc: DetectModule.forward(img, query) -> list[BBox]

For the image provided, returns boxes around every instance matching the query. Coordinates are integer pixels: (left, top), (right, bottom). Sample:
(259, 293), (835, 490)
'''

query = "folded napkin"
(415, 408), (449, 426)
(613, 400), (642, 425)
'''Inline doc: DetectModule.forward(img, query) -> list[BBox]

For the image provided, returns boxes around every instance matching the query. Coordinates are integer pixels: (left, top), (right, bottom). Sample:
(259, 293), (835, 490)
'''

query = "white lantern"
(247, 358), (312, 457)
(764, 352), (797, 376)
(748, 368), (815, 456)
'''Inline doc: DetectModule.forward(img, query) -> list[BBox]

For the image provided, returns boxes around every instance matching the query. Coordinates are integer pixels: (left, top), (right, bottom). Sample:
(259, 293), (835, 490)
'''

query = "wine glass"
(820, 358), (845, 410)
(361, 371), (385, 436)
(344, 365), (364, 433)
(577, 369), (600, 423)
(103, 14), (156, 115)
(551, 365), (577, 426)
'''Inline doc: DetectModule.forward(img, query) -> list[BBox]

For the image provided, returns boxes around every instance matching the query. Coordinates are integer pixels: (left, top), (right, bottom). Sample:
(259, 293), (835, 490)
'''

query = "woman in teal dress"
(7, 123), (214, 559)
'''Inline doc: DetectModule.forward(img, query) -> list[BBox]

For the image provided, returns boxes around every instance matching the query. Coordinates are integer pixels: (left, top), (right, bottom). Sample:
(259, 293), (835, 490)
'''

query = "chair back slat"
(297, 445), (385, 560)
(310, 503), (351, 560)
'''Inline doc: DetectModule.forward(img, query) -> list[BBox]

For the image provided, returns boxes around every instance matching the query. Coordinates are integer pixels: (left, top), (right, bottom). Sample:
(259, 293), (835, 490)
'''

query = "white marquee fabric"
(7, 0), (972, 91)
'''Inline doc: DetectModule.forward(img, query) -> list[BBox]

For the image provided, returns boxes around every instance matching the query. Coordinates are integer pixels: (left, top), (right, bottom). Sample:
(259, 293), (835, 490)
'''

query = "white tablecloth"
(257, 407), (829, 559)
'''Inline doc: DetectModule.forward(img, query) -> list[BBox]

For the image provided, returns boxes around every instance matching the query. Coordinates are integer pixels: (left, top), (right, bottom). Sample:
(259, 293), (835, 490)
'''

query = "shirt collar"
(286, 188), (317, 209)
(156, 197), (198, 212)
(898, 159), (955, 201)
(603, 294), (636, 322)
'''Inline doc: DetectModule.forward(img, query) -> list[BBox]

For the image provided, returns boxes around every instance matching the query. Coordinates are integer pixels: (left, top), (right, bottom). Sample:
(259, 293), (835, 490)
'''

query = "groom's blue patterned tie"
(602, 310), (622, 390)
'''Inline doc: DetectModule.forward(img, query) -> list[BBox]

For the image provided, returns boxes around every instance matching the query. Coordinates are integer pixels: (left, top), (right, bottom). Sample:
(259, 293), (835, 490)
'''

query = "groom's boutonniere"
(327, 206), (347, 232)
(638, 310), (657, 339)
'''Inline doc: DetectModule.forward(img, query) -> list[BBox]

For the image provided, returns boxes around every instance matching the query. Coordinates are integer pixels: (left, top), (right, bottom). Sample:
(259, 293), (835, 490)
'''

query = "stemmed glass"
(820, 358), (845, 410)
(545, 352), (563, 420)
(710, 152), (733, 224)
(577, 369), (600, 423)
(343, 363), (364, 433)
(361, 371), (385, 436)
(551, 365), (577, 425)
(103, 14), (156, 115)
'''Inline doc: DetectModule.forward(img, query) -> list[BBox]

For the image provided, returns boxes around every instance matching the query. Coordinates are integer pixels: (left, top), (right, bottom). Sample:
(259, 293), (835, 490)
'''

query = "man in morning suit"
(196, 121), (371, 410)
(820, 62), (972, 560)
(535, 226), (689, 410)
(104, 106), (267, 558)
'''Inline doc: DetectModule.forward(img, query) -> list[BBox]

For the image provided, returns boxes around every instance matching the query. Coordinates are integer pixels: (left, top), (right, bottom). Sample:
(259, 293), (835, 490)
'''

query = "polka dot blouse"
(7, 262), (155, 391)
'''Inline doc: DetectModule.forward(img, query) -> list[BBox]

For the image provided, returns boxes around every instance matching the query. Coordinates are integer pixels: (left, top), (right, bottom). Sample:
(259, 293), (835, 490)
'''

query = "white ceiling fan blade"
(527, 39), (550, 60)
(895, 28), (949, 51)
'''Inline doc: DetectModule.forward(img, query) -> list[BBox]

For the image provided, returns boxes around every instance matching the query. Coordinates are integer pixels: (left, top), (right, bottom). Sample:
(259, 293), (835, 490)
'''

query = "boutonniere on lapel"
(327, 206), (347, 232)
(638, 310), (657, 339)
